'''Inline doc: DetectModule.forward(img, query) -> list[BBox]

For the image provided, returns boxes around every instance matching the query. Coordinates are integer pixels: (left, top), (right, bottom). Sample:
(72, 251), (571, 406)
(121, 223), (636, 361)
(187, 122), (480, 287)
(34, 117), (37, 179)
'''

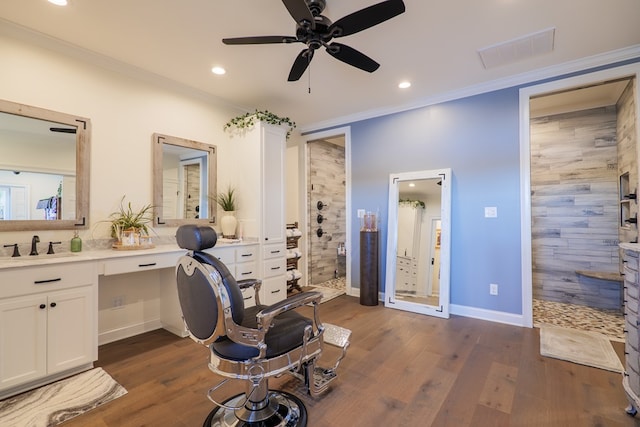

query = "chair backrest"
(175, 225), (245, 342)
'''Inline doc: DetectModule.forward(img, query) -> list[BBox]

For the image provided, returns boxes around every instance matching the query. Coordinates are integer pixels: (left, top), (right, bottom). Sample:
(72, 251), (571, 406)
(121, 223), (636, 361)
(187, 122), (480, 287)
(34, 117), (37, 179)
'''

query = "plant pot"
(220, 211), (237, 238)
(120, 228), (140, 246)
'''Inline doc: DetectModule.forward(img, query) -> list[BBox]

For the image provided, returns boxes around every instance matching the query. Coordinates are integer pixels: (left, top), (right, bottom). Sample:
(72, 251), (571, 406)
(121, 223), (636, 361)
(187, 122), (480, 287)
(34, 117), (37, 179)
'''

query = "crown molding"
(301, 44), (640, 134)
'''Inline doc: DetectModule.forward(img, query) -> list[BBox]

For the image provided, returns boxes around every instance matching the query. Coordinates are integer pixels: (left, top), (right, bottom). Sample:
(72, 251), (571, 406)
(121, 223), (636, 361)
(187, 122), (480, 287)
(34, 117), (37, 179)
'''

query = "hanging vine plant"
(224, 110), (296, 139)
(399, 199), (426, 209)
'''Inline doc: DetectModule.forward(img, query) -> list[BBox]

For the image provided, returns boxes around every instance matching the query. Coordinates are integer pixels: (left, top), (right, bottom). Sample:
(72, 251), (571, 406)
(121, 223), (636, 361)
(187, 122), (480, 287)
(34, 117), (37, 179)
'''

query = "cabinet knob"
(39, 304), (46, 309)
(50, 302), (57, 308)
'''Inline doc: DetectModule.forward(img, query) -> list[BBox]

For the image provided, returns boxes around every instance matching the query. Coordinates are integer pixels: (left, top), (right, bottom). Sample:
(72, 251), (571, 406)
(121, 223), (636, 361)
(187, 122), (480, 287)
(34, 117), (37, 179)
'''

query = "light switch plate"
(485, 207), (498, 218)
(357, 209), (365, 218)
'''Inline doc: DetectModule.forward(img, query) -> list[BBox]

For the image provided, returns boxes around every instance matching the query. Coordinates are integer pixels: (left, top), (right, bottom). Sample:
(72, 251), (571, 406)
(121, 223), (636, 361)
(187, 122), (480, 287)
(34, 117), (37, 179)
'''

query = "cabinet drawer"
(101, 252), (177, 276)
(263, 258), (286, 278)
(629, 346), (640, 374)
(235, 246), (258, 264)
(235, 262), (257, 280)
(627, 297), (639, 317)
(0, 262), (95, 297)
(204, 247), (234, 265)
(628, 366), (640, 396)
(261, 276), (286, 305)
(627, 319), (639, 350)
(263, 244), (286, 260)
(626, 281), (639, 301)
(241, 287), (257, 308)
(625, 266), (637, 286)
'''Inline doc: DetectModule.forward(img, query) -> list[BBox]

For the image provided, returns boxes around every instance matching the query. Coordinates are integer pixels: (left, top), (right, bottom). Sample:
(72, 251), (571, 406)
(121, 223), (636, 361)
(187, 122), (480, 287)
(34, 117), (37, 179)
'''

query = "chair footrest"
(313, 366), (337, 393)
(323, 323), (351, 349)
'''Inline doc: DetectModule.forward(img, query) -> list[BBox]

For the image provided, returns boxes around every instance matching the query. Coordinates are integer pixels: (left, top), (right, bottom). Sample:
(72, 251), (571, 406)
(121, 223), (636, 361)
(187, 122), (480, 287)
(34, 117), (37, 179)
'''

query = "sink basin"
(0, 252), (85, 268)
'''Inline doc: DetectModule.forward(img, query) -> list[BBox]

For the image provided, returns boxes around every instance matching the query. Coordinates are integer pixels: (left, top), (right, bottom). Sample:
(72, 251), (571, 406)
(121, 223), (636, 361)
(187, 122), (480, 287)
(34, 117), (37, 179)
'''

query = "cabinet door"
(47, 287), (95, 375)
(260, 276), (287, 305)
(261, 126), (285, 243)
(0, 295), (47, 390)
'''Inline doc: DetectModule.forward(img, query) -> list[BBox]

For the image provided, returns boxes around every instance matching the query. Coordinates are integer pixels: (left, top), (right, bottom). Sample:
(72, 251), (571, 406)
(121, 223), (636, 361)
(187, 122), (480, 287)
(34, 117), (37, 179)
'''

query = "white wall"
(0, 31), (248, 341)
(0, 32), (244, 243)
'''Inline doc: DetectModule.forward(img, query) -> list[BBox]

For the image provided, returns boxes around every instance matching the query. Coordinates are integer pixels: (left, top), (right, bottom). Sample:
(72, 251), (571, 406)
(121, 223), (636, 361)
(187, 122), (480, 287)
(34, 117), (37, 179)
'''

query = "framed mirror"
(0, 99), (90, 231)
(153, 133), (217, 227)
(384, 168), (451, 318)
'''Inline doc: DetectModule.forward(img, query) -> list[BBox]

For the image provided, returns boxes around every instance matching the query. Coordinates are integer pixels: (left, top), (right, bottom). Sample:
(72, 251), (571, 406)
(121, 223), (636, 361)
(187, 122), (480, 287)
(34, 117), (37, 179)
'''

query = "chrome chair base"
(204, 391), (307, 427)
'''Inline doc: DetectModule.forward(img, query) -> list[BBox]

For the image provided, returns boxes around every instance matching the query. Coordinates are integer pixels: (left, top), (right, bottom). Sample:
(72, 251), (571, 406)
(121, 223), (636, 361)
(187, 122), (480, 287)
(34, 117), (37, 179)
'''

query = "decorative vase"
(220, 211), (237, 238)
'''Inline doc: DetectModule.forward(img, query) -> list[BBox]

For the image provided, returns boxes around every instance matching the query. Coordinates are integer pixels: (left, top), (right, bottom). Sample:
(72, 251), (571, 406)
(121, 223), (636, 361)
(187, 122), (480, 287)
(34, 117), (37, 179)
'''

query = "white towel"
(291, 228), (302, 237)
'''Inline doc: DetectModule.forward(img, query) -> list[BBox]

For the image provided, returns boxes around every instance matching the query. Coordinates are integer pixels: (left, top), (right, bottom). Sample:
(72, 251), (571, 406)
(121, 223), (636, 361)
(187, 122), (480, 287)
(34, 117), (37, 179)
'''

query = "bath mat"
(539, 324), (623, 373)
(0, 367), (127, 426)
(310, 285), (345, 304)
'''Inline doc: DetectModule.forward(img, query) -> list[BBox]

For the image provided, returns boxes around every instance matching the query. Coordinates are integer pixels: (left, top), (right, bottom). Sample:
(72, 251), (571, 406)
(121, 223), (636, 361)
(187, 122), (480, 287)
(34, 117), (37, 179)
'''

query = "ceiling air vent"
(478, 27), (555, 69)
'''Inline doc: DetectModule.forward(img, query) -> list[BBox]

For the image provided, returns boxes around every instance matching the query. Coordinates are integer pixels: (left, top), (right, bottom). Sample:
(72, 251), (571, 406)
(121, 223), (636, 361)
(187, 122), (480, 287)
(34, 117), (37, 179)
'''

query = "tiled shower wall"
(530, 106), (620, 309)
(617, 79), (638, 246)
(307, 140), (346, 285)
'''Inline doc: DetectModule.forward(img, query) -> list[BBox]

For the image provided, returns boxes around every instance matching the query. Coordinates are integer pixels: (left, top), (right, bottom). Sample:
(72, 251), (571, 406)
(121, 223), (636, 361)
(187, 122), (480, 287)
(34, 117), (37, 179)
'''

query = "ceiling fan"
(222, 0), (406, 81)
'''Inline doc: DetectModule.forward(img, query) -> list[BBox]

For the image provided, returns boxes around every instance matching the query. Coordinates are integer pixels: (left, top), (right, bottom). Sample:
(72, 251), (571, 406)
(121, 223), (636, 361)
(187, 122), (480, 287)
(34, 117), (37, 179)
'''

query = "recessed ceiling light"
(48, 0), (68, 6)
(398, 81), (411, 89)
(409, 183), (415, 187)
(211, 66), (226, 75)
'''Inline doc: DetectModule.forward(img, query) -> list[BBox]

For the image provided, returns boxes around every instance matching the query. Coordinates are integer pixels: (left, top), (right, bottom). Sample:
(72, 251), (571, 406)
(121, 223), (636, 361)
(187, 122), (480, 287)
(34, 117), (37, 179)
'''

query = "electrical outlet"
(357, 209), (365, 218)
(112, 296), (125, 309)
(485, 207), (498, 218)
(490, 283), (498, 295)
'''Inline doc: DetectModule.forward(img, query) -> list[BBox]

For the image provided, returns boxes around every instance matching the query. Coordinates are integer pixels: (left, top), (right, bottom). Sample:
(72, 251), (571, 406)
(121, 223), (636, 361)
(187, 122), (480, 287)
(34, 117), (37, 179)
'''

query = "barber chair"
(175, 225), (351, 427)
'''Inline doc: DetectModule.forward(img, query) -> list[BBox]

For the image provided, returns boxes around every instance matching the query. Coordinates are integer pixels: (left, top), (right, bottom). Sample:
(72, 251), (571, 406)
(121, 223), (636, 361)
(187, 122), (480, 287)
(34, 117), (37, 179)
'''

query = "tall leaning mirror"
(0, 99), (90, 231)
(384, 168), (451, 318)
(153, 133), (217, 227)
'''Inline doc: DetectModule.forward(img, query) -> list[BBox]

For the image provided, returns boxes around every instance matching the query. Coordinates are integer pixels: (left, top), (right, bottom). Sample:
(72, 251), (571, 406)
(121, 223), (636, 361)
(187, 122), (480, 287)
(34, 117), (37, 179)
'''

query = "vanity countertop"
(0, 239), (258, 270)
(621, 242), (640, 252)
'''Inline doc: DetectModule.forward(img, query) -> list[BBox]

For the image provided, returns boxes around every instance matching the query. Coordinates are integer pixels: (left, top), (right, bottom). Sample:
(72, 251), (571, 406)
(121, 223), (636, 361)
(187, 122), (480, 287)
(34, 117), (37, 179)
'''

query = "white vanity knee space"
(0, 260), (98, 399)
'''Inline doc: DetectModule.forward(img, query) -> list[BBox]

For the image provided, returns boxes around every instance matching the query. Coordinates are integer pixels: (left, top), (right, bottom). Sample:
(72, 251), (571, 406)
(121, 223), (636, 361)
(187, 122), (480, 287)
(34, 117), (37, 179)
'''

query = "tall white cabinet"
(229, 121), (287, 305)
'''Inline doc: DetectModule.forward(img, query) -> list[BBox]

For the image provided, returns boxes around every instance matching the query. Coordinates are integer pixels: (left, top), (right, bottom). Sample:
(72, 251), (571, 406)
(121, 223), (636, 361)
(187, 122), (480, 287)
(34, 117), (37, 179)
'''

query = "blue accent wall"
(349, 87), (523, 314)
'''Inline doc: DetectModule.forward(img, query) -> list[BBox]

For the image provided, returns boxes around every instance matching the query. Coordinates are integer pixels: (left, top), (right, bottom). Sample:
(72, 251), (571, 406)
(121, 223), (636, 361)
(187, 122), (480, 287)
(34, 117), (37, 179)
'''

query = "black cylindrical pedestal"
(360, 231), (379, 306)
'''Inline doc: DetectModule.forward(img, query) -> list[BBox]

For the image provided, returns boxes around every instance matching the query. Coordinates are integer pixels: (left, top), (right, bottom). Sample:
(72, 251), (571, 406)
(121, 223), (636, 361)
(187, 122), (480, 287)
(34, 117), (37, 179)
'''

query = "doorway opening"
(298, 126), (352, 300)
(520, 63), (640, 338)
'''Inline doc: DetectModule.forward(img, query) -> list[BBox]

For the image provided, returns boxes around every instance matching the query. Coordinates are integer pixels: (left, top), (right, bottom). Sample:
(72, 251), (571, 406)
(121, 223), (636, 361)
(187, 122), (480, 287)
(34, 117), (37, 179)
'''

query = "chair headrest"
(176, 225), (217, 251)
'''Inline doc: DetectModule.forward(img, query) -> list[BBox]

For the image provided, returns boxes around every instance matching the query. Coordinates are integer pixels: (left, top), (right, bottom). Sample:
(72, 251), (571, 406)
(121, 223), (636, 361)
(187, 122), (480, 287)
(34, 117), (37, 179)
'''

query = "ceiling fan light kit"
(222, 0), (406, 81)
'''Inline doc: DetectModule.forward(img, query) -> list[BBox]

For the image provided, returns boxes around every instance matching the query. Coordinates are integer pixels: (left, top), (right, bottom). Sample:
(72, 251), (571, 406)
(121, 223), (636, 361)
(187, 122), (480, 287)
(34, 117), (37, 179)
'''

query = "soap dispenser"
(70, 231), (82, 252)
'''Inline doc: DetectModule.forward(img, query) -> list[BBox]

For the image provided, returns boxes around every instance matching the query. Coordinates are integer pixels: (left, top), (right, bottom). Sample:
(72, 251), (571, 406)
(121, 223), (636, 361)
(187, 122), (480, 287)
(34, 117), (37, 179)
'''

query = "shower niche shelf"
(620, 172), (638, 228)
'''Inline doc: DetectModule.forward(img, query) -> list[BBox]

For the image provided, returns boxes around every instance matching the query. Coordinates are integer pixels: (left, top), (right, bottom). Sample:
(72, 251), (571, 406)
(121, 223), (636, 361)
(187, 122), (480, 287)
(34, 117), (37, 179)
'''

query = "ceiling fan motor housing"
(307, 0), (326, 16)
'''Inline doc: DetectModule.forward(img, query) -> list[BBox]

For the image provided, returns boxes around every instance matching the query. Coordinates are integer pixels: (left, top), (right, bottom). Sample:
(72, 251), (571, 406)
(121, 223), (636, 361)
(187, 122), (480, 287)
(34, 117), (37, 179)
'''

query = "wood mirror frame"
(0, 99), (90, 231)
(152, 133), (217, 227)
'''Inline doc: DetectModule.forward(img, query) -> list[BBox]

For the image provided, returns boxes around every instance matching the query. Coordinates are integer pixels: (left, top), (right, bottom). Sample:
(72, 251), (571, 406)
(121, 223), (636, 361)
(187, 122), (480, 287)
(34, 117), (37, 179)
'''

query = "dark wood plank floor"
(63, 295), (637, 426)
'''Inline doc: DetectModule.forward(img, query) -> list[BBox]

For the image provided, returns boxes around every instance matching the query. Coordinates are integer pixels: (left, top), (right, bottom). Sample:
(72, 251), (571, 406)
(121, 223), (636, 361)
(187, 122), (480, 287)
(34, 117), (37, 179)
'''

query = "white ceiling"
(1, 0), (639, 131)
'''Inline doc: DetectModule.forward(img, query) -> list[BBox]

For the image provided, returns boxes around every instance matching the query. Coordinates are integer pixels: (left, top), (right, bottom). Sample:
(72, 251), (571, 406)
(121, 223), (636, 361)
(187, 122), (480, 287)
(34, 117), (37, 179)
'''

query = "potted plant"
(224, 110), (296, 140)
(108, 196), (154, 247)
(214, 186), (238, 238)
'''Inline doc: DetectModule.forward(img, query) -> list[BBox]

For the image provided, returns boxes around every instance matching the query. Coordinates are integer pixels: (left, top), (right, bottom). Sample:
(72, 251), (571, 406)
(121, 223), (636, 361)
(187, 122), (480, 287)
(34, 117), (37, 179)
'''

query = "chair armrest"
(256, 291), (322, 331)
(237, 278), (261, 290)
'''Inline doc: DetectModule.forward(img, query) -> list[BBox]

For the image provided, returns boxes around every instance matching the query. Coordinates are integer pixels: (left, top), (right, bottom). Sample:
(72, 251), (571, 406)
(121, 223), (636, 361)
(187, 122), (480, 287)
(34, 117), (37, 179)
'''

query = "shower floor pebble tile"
(533, 298), (624, 341)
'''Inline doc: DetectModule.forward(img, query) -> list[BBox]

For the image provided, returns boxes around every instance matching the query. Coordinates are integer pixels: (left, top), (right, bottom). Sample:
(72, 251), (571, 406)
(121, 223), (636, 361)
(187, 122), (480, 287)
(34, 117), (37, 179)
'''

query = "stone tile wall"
(307, 140), (346, 285)
(531, 106), (621, 309)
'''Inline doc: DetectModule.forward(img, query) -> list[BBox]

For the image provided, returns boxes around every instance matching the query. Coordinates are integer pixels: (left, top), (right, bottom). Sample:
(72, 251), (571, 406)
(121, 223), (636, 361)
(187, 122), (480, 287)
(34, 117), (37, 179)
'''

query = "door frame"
(519, 62), (640, 327)
(300, 127), (352, 295)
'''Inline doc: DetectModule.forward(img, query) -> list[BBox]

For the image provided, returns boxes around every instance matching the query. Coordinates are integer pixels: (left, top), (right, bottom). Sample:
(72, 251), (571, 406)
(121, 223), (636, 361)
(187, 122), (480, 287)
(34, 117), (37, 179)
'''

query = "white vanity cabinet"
(0, 261), (97, 398)
(622, 244), (640, 415)
(229, 120), (287, 305)
(205, 244), (260, 308)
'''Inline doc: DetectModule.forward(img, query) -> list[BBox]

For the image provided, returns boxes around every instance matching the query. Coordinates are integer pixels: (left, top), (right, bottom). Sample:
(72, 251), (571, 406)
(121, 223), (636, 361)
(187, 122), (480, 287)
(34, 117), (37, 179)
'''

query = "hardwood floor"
(64, 295), (636, 426)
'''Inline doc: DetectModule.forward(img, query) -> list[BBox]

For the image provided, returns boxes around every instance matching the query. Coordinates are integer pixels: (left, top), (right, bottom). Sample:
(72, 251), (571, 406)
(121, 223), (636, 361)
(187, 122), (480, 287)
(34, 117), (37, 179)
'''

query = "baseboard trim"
(98, 319), (163, 345)
(450, 304), (526, 327)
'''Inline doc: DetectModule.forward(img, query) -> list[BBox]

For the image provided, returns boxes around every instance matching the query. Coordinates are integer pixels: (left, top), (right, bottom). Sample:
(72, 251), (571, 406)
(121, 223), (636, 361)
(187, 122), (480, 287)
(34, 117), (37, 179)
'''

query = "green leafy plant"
(399, 199), (426, 209)
(214, 186), (237, 212)
(224, 110), (296, 139)
(108, 196), (154, 238)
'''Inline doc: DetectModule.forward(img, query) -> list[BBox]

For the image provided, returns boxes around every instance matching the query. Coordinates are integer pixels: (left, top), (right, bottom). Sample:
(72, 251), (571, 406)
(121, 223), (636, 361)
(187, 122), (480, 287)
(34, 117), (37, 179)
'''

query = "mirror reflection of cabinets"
(384, 169), (451, 319)
(152, 133), (217, 227)
(0, 99), (90, 231)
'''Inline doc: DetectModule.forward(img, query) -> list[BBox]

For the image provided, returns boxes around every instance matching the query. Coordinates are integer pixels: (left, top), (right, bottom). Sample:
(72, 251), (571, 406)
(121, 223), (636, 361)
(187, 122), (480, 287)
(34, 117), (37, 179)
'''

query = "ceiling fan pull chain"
(308, 55), (312, 94)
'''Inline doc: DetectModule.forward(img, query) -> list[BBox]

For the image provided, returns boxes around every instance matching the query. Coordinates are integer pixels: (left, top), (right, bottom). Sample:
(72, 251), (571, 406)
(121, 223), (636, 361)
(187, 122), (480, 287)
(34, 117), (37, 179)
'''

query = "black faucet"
(3, 244), (20, 257)
(47, 241), (61, 254)
(30, 235), (40, 256)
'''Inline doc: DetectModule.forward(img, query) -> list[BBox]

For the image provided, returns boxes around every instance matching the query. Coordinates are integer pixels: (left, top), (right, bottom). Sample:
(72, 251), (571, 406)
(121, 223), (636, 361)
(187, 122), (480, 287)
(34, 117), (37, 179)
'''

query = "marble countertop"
(621, 242), (640, 252)
(0, 239), (258, 270)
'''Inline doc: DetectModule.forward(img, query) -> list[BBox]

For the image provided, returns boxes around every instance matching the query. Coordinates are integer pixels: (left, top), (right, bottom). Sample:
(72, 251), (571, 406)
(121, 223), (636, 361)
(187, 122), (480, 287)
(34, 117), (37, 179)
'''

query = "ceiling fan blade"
(329, 0), (406, 38)
(222, 36), (297, 45)
(288, 49), (314, 81)
(326, 43), (380, 73)
(281, 0), (315, 29)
